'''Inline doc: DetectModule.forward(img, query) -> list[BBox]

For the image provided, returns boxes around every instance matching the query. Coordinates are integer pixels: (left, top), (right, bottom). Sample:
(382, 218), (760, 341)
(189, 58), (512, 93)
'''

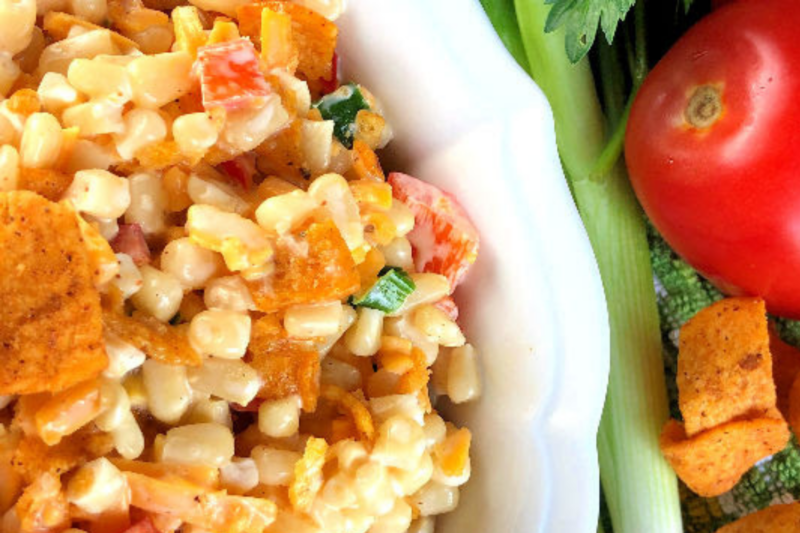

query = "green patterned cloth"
(600, 223), (800, 532)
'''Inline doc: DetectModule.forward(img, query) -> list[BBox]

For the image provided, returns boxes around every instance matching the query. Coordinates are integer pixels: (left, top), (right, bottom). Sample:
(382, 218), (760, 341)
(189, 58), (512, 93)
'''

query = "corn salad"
(0, 1), (483, 533)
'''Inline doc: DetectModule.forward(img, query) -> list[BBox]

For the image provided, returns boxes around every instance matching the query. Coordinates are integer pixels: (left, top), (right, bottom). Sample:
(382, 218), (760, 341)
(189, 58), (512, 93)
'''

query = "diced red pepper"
(319, 52), (339, 95)
(111, 224), (151, 266)
(434, 296), (459, 321)
(197, 38), (272, 111)
(219, 153), (257, 191)
(387, 173), (479, 289)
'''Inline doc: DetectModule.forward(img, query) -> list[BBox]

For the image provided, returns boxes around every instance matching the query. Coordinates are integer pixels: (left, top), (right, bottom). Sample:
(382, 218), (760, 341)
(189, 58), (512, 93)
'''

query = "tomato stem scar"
(685, 85), (723, 129)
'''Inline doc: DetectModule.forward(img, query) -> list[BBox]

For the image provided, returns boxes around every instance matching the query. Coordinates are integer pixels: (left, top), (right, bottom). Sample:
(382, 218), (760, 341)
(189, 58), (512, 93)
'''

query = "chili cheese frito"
(0, 191), (106, 395)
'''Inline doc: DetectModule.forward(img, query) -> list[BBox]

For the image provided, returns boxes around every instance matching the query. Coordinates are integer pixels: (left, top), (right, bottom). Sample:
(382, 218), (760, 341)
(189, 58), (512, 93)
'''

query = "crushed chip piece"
(288, 437), (327, 513)
(103, 311), (201, 367)
(14, 472), (70, 533)
(320, 384), (375, 442)
(112, 458), (219, 490)
(678, 297), (776, 437)
(247, 314), (320, 411)
(247, 220), (360, 312)
(11, 428), (113, 484)
(126, 471), (277, 533)
(714, 502), (800, 533)
(18, 168), (73, 201)
(434, 426), (472, 478)
(396, 347), (430, 395)
(0, 192), (106, 395)
(660, 417), (789, 497)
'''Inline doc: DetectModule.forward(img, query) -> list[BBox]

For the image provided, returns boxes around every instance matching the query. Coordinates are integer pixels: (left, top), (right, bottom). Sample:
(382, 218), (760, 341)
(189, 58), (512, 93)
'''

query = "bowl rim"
(337, 2), (610, 531)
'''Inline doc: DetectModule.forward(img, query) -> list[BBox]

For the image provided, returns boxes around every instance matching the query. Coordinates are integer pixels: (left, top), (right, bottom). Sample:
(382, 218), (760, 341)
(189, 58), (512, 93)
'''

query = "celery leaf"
(543, 0), (635, 62)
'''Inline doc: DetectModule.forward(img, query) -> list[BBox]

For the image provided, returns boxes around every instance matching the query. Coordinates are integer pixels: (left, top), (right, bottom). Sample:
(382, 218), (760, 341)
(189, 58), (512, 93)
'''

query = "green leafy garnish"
(543, 0), (635, 63)
(312, 82), (370, 149)
(351, 267), (415, 313)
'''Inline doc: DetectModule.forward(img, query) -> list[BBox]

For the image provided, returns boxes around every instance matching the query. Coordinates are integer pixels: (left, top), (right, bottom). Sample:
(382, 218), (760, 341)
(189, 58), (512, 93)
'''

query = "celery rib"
(510, 1), (684, 532)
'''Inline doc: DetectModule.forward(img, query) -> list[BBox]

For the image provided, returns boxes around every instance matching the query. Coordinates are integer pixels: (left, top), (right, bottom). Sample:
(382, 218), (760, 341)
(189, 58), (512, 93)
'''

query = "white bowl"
(338, 2), (610, 532)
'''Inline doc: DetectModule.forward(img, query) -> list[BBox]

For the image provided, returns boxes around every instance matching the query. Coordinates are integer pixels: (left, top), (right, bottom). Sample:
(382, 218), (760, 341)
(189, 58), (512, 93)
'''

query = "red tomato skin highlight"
(198, 38), (272, 111)
(626, 0), (800, 318)
(387, 172), (479, 289)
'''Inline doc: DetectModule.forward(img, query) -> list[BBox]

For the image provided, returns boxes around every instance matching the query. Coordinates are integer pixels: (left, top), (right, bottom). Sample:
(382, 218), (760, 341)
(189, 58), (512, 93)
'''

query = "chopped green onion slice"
(351, 267), (416, 313)
(312, 82), (370, 149)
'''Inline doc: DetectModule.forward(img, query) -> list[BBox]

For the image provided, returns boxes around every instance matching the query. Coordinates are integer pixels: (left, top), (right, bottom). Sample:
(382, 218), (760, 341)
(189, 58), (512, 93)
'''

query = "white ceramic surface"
(338, 2), (610, 532)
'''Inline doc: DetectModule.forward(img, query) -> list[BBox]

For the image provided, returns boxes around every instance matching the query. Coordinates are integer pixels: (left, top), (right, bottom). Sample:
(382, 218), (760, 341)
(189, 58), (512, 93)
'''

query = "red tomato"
(198, 38), (272, 111)
(387, 173), (479, 289)
(625, 0), (800, 318)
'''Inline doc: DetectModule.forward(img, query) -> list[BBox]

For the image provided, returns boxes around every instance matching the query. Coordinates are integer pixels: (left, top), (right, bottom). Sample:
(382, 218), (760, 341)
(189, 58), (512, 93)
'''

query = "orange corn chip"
(18, 168), (73, 201)
(714, 502), (800, 533)
(397, 347), (431, 395)
(247, 220), (360, 312)
(769, 327), (800, 418)
(163, 166), (193, 212)
(350, 180), (392, 211)
(320, 384), (375, 442)
(108, 0), (170, 35)
(434, 426), (472, 477)
(136, 140), (187, 170)
(247, 314), (320, 411)
(351, 141), (385, 182)
(366, 368), (400, 398)
(0, 192), (106, 395)
(254, 119), (309, 186)
(35, 379), (103, 446)
(103, 311), (202, 367)
(256, 0), (339, 80)
(255, 176), (300, 202)
(678, 297), (776, 437)
(111, 459), (220, 490)
(288, 437), (327, 513)
(126, 471), (277, 533)
(6, 88), (40, 116)
(11, 428), (113, 484)
(15, 472), (70, 533)
(329, 416), (358, 443)
(660, 417), (789, 497)
(376, 350), (414, 375)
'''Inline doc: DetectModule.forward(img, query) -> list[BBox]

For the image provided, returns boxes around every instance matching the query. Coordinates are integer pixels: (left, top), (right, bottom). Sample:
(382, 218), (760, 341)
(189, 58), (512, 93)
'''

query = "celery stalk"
(509, 2), (684, 532)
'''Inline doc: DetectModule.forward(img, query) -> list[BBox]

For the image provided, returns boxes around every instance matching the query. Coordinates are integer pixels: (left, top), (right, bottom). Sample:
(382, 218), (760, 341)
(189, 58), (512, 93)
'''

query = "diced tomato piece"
(319, 52), (339, 95)
(111, 224), (151, 266)
(434, 296), (459, 321)
(387, 173), (479, 289)
(219, 153), (257, 191)
(198, 38), (272, 111)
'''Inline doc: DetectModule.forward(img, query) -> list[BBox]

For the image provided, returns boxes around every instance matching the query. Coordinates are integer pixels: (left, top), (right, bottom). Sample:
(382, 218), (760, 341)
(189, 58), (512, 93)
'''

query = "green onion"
(479, 0), (684, 531)
(312, 82), (371, 149)
(351, 267), (416, 313)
